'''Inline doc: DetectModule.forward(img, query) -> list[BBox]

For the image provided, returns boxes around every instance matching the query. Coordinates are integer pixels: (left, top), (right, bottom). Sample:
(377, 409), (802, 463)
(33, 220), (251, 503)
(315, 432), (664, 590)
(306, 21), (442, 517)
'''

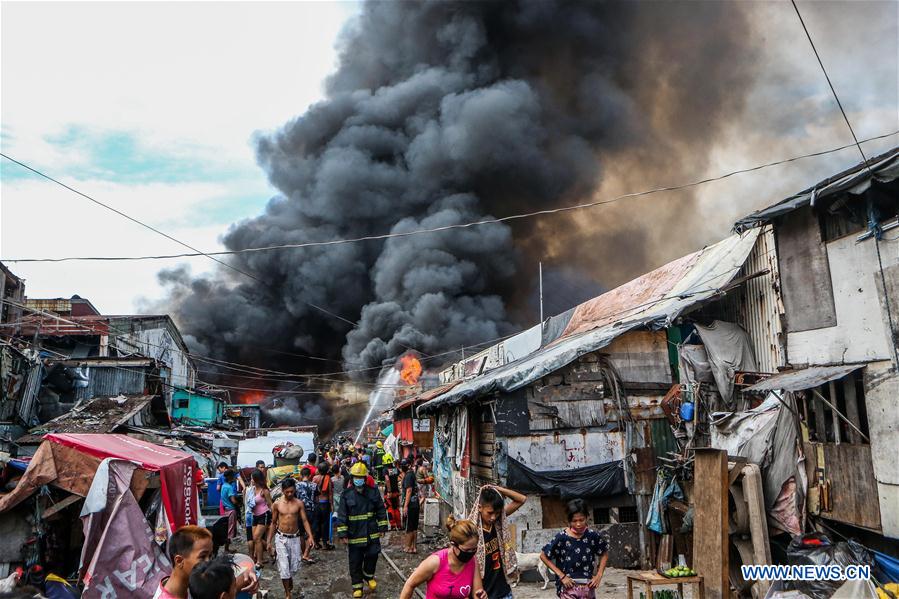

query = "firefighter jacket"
(335, 484), (388, 545)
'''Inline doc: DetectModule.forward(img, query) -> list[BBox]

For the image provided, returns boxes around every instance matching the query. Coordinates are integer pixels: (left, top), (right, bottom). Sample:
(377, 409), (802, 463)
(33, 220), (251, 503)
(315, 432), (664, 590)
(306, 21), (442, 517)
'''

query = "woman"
(539, 499), (609, 599)
(400, 517), (488, 599)
(249, 469), (273, 569)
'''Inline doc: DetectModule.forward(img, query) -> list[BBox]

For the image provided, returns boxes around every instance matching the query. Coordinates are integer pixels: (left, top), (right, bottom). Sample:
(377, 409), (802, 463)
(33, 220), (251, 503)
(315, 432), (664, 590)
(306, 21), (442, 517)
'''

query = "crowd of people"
(207, 440), (610, 599)
(210, 440), (436, 598)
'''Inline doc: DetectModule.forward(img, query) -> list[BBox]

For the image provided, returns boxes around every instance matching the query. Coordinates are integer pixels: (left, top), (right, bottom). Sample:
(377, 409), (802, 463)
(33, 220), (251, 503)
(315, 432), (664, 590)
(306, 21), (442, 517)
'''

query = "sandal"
(302, 557), (316, 564)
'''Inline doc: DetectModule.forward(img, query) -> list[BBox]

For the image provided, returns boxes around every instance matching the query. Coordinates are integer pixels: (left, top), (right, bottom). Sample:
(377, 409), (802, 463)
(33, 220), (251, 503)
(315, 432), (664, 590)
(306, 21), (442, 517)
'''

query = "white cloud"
(1, 1), (360, 312)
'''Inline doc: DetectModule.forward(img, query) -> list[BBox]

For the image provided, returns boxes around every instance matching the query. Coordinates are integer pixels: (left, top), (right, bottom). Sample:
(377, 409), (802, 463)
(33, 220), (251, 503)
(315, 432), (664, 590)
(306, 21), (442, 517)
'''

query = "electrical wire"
(0, 151), (357, 328)
(3, 129), (897, 264)
(790, 0), (899, 367)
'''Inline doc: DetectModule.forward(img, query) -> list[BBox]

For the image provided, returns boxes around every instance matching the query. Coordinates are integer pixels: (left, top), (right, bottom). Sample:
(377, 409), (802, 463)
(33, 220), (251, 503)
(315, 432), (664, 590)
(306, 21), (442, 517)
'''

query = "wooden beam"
(841, 377), (862, 444)
(813, 388), (827, 441)
(694, 448), (729, 599)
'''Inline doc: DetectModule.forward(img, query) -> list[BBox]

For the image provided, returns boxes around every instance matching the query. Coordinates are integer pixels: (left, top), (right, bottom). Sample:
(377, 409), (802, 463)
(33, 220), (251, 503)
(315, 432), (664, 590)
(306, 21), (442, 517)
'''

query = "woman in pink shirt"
(400, 517), (487, 599)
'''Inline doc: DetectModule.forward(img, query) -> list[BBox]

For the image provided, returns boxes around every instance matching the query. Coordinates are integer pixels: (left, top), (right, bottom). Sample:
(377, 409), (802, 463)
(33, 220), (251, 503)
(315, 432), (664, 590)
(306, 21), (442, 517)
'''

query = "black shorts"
(252, 511), (272, 527)
(246, 526), (253, 541)
(405, 500), (420, 532)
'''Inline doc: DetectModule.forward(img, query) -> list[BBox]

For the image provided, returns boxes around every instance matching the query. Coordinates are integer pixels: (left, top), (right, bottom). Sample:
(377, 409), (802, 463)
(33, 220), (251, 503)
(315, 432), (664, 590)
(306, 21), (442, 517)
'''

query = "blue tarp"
(874, 550), (899, 583)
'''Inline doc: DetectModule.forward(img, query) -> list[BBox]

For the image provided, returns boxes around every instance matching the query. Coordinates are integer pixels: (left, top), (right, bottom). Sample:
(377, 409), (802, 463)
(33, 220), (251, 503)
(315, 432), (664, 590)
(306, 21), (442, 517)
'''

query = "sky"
(1, 1), (360, 313)
(2, 1), (897, 316)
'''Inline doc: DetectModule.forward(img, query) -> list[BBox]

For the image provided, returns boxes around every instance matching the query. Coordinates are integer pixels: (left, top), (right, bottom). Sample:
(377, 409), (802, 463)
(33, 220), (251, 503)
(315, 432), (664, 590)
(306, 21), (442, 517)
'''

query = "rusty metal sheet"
(420, 230), (760, 415)
(17, 395), (155, 443)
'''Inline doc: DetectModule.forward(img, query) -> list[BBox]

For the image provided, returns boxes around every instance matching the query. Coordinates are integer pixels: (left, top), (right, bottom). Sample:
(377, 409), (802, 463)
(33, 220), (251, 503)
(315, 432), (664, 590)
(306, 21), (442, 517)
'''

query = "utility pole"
(539, 261), (544, 325)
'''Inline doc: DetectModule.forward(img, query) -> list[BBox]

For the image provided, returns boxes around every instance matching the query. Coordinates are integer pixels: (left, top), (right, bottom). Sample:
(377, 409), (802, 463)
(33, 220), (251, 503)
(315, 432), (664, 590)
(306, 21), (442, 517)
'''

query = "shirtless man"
(268, 477), (314, 598)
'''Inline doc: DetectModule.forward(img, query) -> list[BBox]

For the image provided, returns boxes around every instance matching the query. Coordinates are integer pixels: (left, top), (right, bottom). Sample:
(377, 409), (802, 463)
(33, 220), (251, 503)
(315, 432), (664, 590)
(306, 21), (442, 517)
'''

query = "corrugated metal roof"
(394, 381), (462, 411)
(419, 229), (761, 414)
(17, 394), (155, 443)
(734, 146), (899, 232)
(744, 364), (863, 393)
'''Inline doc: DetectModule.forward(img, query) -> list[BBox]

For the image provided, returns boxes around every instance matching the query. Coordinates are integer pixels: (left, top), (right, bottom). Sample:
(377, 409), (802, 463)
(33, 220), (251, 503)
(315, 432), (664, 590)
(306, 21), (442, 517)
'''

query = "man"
(305, 453), (318, 477)
(400, 459), (419, 553)
(220, 470), (240, 552)
(295, 467), (319, 561)
(473, 485), (527, 599)
(268, 477), (315, 599)
(216, 462), (244, 495)
(372, 440), (386, 482)
(335, 462), (388, 599)
(188, 555), (237, 599)
(312, 464), (335, 550)
(255, 460), (268, 479)
(383, 454), (401, 530)
(154, 525), (213, 599)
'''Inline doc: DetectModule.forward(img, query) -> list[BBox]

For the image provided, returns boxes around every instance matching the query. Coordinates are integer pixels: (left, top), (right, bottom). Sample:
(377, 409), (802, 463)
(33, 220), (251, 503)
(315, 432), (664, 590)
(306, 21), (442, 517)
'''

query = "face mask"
(454, 545), (477, 563)
(353, 478), (366, 488)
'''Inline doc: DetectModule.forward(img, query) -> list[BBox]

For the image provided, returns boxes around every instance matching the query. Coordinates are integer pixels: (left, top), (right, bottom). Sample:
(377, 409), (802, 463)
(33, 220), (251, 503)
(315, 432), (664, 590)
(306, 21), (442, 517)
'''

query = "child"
(539, 499), (609, 599)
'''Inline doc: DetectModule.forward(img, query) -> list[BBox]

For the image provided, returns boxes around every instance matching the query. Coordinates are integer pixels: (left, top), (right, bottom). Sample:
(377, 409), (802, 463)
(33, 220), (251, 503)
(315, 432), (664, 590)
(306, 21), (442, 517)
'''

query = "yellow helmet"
(350, 462), (369, 477)
(382, 452), (394, 465)
(376, 441), (383, 449)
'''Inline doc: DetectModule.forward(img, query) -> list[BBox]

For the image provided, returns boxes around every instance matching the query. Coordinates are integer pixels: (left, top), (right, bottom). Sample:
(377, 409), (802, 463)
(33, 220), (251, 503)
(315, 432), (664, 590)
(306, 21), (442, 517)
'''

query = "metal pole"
(539, 261), (544, 324)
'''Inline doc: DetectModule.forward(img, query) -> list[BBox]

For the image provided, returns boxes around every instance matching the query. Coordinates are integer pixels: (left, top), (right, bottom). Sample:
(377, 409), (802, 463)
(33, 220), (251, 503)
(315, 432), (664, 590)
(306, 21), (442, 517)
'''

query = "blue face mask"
(353, 477), (365, 487)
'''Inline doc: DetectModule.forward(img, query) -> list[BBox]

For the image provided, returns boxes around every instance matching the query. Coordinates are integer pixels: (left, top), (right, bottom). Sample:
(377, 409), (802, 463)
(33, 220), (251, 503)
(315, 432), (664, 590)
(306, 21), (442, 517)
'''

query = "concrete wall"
(505, 430), (625, 471)
(863, 360), (899, 539)
(786, 233), (898, 365)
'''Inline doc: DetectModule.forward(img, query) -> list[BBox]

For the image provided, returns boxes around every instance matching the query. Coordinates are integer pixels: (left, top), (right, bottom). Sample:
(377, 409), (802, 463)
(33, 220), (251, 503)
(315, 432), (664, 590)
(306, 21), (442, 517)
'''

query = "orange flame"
(399, 355), (422, 386)
(238, 391), (266, 405)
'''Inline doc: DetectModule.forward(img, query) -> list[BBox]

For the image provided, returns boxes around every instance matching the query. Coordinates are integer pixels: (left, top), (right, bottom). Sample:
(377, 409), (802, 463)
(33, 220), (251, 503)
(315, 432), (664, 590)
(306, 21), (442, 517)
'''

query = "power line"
(0, 151), (356, 328)
(4, 129), (897, 264)
(789, 0), (899, 369)
(788, 0), (873, 175)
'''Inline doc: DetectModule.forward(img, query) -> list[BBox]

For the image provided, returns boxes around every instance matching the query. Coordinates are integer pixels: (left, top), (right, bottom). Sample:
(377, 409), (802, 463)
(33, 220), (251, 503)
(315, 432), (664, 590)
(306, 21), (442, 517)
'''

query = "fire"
(238, 391), (267, 405)
(399, 354), (422, 385)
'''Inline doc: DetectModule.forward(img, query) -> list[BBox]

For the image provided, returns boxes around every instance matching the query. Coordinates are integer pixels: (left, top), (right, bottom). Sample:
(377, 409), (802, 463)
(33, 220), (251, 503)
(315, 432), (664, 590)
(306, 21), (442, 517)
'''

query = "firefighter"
(372, 440), (386, 482)
(382, 453), (402, 530)
(335, 462), (389, 598)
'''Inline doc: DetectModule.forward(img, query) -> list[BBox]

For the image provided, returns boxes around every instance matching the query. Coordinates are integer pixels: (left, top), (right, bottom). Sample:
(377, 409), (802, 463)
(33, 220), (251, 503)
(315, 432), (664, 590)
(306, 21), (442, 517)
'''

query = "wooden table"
(625, 571), (705, 599)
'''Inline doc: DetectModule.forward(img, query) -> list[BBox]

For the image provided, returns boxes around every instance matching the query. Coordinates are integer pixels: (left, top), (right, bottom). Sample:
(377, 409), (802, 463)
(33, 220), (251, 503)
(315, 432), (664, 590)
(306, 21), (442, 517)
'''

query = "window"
(176, 397), (189, 409)
(593, 507), (611, 525)
(616, 506), (639, 523)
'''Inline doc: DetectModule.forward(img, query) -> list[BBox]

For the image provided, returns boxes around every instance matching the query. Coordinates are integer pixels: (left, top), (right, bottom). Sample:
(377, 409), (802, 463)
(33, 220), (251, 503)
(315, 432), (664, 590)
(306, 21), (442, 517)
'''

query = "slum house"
(172, 387), (225, 426)
(0, 263), (25, 328)
(417, 227), (783, 568)
(16, 298), (197, 412)
(0, 433), (198, 593)
(389, 382), (446, 460)
(732, 146), (899, 550)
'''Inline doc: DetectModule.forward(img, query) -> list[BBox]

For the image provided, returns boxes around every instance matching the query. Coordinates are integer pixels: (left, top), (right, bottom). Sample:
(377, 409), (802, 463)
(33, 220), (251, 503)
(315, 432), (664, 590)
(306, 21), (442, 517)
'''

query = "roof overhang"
(420, 229), (760, 414)
(744, 364), (864, 393)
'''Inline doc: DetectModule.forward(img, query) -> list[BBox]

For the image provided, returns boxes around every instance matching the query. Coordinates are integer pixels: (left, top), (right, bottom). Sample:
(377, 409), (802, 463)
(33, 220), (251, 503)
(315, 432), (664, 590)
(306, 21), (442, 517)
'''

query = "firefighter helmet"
(376, 440), (383, 449)
(350, 462), (369, 477)
(382, 452), (394, 465)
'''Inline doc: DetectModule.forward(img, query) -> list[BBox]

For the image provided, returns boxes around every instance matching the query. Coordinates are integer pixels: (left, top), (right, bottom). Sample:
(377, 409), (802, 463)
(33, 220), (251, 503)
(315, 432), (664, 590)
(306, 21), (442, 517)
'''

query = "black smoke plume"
(159, 1), (759, 411)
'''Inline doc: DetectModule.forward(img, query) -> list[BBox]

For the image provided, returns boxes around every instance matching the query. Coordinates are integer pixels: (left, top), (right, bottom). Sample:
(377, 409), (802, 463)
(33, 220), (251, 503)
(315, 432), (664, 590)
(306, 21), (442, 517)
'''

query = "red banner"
(46, 433), (198, 531)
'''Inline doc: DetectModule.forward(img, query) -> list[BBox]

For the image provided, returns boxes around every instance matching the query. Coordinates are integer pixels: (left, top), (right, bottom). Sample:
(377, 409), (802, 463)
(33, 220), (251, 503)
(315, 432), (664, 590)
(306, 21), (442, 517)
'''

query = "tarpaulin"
(694, 320), (758, 409)
(711, 394), (804, 534)
(45, 433), (198, 532)
(735, 146), (899, 232)
(506, 457), (625, 499)
(0, 439), (148, 514)
(81, 459), (171, 598)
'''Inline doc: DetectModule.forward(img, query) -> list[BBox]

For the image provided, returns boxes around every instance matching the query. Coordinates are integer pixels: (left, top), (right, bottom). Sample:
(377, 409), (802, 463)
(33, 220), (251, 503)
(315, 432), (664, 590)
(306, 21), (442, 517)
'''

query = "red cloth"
(45, 433), (199, 532)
